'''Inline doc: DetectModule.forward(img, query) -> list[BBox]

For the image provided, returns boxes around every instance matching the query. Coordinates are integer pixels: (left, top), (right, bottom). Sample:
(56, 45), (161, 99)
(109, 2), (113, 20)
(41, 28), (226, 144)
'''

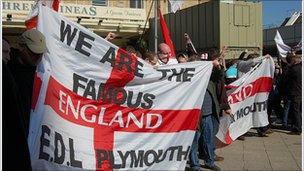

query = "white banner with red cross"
(216, 57), (275, 144)
(28, 5), (213, 170)
(25, 0), (60, 29)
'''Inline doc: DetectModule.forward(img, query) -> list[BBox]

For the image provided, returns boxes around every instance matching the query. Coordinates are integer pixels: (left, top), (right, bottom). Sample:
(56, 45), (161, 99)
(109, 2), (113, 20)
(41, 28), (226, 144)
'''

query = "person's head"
(229, 59), (238, 65)
(207, 49), (221, 68)
(208, 49), (221, 61)
(126, 45), (136, 56)
(246, 53), (259, 60)
(188, 54), (199, 62)
(2, 38), (11, 64)
(238, 51), (247, 60)
(177, 53), (188, 63)
(144, 52), (158, 66)
(286, 52), (301, 65)
(158, 43), (171, 63)
(17, 29), (46, 66)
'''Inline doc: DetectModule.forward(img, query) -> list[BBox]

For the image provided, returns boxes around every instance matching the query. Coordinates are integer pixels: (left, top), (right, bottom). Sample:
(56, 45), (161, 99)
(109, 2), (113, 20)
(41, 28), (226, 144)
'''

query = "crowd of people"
(2, 29), (302, 171)
(267, 52), (302, 135)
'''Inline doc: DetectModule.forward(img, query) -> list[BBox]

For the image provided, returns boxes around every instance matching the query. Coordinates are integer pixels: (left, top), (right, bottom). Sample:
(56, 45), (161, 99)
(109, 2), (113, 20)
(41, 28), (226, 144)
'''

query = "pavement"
(186, 128), (302, 171)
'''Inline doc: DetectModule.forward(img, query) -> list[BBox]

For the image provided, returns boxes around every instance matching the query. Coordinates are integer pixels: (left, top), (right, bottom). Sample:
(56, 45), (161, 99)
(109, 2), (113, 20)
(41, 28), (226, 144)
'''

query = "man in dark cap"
(8, 29), (47, 137)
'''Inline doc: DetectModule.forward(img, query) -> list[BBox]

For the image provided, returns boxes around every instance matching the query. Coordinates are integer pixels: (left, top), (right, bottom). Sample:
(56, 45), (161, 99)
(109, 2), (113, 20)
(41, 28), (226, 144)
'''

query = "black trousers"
(289, 99), (302, 132)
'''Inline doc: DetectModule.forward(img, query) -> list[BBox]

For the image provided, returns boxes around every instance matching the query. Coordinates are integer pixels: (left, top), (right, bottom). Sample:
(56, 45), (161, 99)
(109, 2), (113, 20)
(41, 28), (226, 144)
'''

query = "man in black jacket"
(8, 29), (47, 137)
(3, 38), (32, 170)
(285, 53), (302, 134)
(189, 50), (231, 171)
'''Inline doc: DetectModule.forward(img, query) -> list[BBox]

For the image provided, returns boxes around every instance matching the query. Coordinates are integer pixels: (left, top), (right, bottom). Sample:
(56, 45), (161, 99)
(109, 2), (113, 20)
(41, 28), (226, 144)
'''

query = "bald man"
(157, 43), (177, 65)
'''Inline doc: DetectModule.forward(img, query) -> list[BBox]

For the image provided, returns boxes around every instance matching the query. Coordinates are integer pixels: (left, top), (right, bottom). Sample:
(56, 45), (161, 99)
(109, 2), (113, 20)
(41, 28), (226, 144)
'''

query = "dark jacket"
(198, 67), (231, 132)
(3, 63), (32, 171)
(7, 48), (37, 137)
(284, 62), (302, 100)
(277, 64), (289, 98)
(209, 67), (231, 120)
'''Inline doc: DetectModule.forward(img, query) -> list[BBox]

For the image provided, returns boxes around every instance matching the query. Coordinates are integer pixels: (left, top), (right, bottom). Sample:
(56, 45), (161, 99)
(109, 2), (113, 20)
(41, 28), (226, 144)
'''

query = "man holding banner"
(189, 50), (231, 171)
(217, 55), (274, 144)
(236, 54), (272, 137)
(7, 29), (47, 137)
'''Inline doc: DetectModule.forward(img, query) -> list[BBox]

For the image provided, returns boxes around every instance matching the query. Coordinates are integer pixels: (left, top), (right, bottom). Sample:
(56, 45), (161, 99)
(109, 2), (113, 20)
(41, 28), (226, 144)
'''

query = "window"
(92, 0), (108, 6)
(130, 0), (143, 9)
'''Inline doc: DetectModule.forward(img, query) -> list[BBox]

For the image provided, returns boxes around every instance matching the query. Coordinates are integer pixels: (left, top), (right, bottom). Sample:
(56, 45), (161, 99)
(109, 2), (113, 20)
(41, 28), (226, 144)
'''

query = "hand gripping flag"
(216, 57), (274, 144)
(28, 5), (213, 170)
(274, 30), (291, 58)
(25, 0), (60, 29)
(274, 30), (302, 57)
(184, 33), (198, 57)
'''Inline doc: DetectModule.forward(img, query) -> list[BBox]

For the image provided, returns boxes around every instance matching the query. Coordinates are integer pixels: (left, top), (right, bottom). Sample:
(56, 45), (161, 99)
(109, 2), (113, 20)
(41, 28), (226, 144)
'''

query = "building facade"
(263, 12), (302, 56)
(149, 0), (263, 59)
(2, 0), (207, 47)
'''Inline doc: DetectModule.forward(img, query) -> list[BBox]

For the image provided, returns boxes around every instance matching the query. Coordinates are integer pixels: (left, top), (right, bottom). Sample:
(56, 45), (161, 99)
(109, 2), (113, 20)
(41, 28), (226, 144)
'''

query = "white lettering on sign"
(59, 90), (163, 129)
(2, 1), (146, 20)
(228, 84), (254, 104)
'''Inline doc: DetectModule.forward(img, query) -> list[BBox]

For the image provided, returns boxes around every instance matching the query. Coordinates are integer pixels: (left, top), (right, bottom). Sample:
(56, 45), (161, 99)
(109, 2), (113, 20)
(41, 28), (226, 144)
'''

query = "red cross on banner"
(28, 5), (213, 170)
(26, 0), (60, 29)
(43, 49), (199, 170)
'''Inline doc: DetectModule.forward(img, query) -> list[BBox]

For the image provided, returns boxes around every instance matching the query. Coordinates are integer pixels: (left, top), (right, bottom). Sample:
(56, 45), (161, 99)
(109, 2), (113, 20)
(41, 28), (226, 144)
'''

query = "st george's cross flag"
(216, 57), (274, 144)
(25, 0), (60, 29)
(28, 5), (213, 170)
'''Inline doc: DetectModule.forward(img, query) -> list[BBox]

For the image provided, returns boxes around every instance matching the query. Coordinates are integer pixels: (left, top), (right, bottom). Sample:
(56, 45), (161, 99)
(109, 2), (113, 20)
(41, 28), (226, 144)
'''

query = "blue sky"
(262, 0), (302, 28)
